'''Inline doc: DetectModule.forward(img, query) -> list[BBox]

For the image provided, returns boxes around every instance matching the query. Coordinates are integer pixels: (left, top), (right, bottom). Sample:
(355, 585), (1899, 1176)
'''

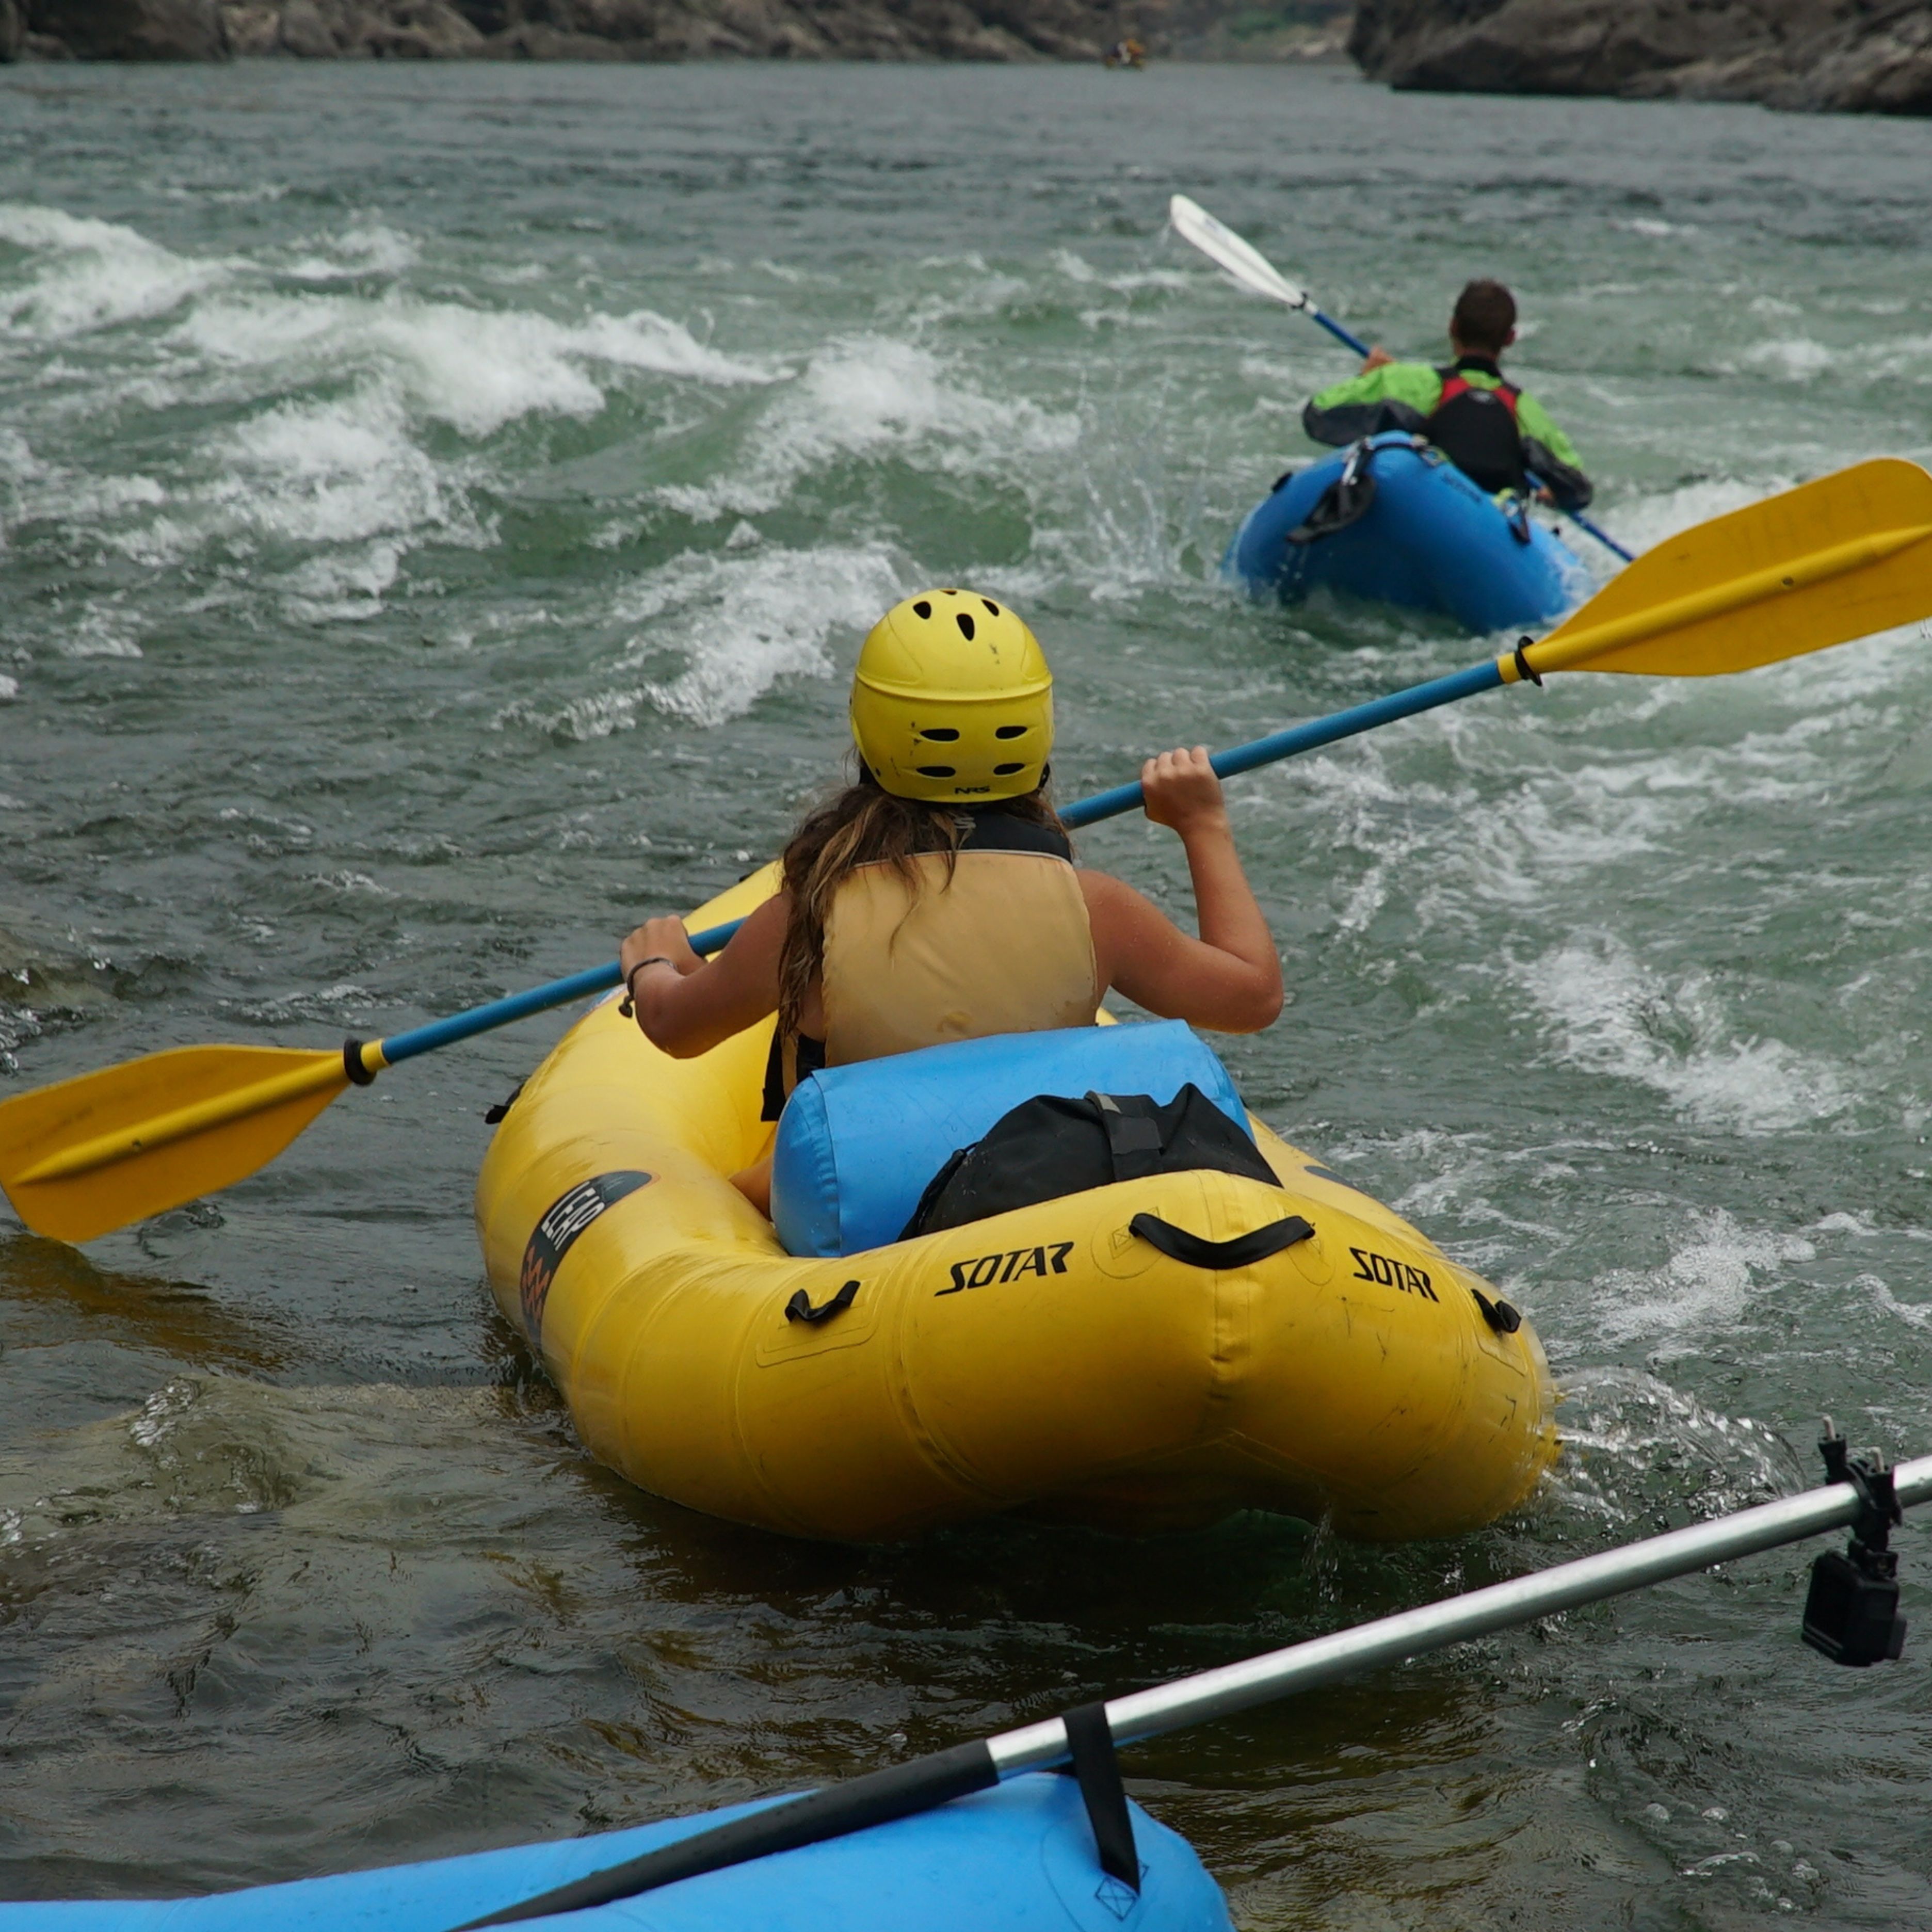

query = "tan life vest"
(759, 812), (1098, 1121)
(821, 842), (1098, 1067)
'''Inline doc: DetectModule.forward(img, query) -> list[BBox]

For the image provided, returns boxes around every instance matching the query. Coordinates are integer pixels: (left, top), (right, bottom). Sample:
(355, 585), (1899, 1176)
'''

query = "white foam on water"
(0, 204), (236, 338)
(15, 465), (168, 533)
(1606, 475), (1789, 555)
(1588, 1210), (1816, 1351)
(1867, 331), (1932, 382)
(520, 541), (905, 739)
(276, 539), (406, 622)
(1443, 778), (1666, 915)
(658, 335), (1076, 523)
(1514, 930), (1850, 1133)
(0, 674), (18, 702)
(1740, 337), (1837, 382)
(1552, 1366), (1803, 1523)
(58, 604), (144, 659)
(215, 388), (459, 550)
(632, 541), (905, 729)
(0, 426), (38, 482)
(1609, 218), (1700, 238)
(160, 180), (289, 208)
(180, 292), (770, 439)
(282, 221), (421, 283)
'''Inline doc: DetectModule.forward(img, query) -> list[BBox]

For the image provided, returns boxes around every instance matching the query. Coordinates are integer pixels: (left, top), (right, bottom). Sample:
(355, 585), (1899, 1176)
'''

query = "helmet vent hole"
(993, 762), (1025, 776)
(994, 725), (1027, 739)
(918, 727), (959, 742)
(983, 599), (1000, 616)
(915, 765), (956, 779)
(955, 612), (975, 641)
(912, 600), (931, 620)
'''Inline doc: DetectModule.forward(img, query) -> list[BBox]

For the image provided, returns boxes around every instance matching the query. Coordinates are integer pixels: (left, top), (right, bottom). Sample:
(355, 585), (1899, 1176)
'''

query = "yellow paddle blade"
(1525, 458), (1932, 681)
(0, 1044), (349, 1244)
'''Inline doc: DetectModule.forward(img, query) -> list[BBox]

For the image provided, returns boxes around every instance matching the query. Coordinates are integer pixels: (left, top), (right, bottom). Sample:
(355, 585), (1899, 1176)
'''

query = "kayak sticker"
(520, 1170), (652, 1344)
(936, 1240), (1075, 1296)
(1348, 1245), (1440, 1303)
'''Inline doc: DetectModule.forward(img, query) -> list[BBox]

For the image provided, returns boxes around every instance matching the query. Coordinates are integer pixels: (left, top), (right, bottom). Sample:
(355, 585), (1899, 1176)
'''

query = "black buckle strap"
(785, 1279), (859, 1326)
(1086, 1091), (1164, 1182)
(1129, 1211), (1313, 1270)
(1062, 1701), (1138, 1894)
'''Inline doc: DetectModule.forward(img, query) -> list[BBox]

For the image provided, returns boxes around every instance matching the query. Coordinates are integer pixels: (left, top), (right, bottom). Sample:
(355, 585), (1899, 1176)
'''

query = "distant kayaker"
(1300, 279), (1595, 511)
(619, 589), (1283, 1215)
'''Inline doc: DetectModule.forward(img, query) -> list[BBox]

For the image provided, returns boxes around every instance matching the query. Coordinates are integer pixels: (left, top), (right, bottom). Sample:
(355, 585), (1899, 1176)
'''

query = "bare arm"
(618, 892), (787, 1058)
(1081, 748), (1283, 1034)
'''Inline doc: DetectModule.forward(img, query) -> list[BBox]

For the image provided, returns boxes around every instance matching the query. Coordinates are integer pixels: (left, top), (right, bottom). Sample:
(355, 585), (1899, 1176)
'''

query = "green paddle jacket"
(1303, 355), (1594, 511)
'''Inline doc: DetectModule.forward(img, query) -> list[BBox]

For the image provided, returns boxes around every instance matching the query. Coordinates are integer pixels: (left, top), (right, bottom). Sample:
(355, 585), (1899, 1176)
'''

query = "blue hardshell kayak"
(1222, 431), (1589, 634)
(4, 1774), (1232, 1931)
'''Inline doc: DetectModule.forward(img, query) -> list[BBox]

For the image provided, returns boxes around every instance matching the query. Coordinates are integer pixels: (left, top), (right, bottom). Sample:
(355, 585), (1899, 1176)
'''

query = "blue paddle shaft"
(375, 658), (1509, 1065)
(1558, 505), (1636, 564)
(1310, 307), (1371, 359)
(1062, 658), (1504, 828)
(381, 963), (624, 1066)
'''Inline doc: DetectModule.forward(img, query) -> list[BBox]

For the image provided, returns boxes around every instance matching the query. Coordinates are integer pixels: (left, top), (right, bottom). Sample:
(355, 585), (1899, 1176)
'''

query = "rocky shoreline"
(4, 0), (1925, 117)
(1349, 0), (1932, 115)
(2, 0), (1351, 62)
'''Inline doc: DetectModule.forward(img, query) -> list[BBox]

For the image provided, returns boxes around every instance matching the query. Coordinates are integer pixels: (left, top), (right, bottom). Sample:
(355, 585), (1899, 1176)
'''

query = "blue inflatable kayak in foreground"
(1223, 431), (1590, 634)
(3, 1775), (1230, 1931)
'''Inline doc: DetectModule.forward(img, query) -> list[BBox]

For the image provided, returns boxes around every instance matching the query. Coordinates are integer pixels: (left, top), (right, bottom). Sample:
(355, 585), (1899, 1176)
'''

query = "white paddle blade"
(1168, 194), (1309, 311)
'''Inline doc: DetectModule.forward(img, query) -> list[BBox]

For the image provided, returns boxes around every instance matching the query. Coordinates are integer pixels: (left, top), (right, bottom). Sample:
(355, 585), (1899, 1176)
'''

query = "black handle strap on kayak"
(1286, 437), (1377, 547)
(784, 1278), (859, 1325)
(449, 1739), (1000, 1928)
(1130, 1211), (1313, 1271)
(1060, 1700), (1140, 1895)
(1468, 1284), (1523, 1334)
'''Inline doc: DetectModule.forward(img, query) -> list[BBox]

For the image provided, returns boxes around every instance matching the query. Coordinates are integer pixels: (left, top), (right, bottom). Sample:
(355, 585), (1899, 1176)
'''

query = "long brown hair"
(777, 766), (1065, 1041)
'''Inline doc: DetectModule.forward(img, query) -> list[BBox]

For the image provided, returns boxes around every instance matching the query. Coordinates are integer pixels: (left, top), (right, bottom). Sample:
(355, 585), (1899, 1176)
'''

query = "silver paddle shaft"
(988, 1452), (1932, 1775)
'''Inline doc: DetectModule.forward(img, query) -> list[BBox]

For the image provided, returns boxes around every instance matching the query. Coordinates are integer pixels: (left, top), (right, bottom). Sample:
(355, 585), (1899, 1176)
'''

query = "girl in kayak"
(619, 589), (1283, 1213)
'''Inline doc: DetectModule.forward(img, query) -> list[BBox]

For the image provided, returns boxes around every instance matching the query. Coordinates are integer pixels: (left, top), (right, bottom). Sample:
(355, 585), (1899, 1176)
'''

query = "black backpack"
(900, 1085), (1308, 1273)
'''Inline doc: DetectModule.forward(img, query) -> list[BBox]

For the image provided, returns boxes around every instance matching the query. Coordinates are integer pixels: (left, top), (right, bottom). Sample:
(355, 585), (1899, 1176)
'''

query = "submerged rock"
(1349, 0), (1932, 115)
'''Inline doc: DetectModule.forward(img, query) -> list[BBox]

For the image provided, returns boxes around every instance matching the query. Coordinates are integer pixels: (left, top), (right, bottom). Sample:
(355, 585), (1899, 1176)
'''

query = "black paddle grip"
(450, 1738), (999, 1927)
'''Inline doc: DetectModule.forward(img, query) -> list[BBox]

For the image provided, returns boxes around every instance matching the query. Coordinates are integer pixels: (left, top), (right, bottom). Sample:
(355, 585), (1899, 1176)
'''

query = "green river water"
(3, 58), (1931, 1928)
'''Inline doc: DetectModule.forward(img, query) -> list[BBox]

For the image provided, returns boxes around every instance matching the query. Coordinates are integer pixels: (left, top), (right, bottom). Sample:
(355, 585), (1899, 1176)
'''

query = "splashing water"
(5, 59), (1932, 1931)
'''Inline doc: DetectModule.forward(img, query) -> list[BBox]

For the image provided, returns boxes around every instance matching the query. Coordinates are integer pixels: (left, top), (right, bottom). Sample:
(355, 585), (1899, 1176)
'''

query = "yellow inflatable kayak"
(475, 870), (1557, 1542)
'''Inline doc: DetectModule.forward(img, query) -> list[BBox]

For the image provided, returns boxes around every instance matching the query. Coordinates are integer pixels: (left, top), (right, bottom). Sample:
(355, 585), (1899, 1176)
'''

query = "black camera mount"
(1801, 1417), (1908, 1667)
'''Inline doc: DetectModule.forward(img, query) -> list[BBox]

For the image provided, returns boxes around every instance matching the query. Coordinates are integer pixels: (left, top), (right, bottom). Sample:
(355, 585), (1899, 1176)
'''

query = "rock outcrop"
(1349, 0), (1932, 114)
(25, 0), (231, 55)
(7, 0), (1354, 60)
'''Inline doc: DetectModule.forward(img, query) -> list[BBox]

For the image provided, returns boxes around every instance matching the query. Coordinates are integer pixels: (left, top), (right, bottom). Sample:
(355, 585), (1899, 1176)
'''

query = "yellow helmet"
(850, 589), (1053, 803)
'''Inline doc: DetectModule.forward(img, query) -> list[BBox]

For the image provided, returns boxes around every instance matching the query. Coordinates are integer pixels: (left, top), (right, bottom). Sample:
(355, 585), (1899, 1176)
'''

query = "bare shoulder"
(1077, 867), (1132, 925)
(1079, 868), (1157, 916)
(1078, 868), (1176, 950)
